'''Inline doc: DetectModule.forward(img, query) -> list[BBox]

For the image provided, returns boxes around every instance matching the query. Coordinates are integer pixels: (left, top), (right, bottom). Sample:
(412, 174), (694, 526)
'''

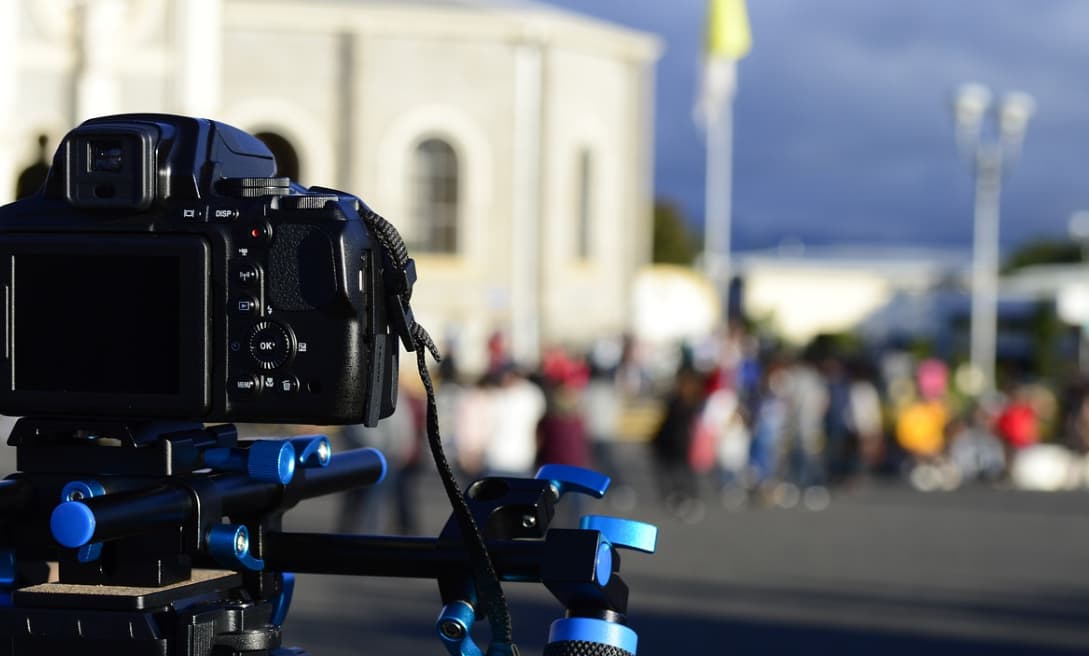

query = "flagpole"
(699, 0), (749, 323)
(703, 61), (735, 320)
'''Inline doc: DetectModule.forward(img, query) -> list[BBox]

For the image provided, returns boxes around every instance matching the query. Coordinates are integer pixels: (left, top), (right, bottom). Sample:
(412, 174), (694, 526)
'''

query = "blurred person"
(651, 363), (706, 521)
(916, 358), (949, 402)
(540, 344), (590, 390)
(698, 384), (750, 509)
(615, 332), (651, 398)
(537, 363), (592, 526)
(483, 365), (546, 476)
(454, 372), (499, 482)
(536, 346), (591, 469)
(435, 349), (469, 480)
(1061, 375), (1089, 453)
(822, 357), (855, 486)
(15, 135), (50, 200)
(995, 384), (1040, 466)
(486, 330), (511, 376)
(748, 355), (791, 505)
(947, 403), (1005, 483)
(537, 384), (591, 469)
(735, 326), (763, 409)
(895, 376), (951, 491)
(337, 383), (425, 535)
(785, 352), (829, 508)
(1024, 381), (1059, 441)
(584, 341), (636, 509)
(846, 358), (886, 476)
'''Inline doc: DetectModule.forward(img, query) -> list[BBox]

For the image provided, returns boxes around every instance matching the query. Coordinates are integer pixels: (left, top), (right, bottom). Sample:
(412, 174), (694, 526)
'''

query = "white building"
(0, 0), (660, 372)
(733, 245), (968, 345)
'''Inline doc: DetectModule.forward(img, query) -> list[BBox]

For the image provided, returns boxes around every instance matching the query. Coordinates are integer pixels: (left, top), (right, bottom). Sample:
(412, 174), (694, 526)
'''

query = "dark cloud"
(544, 0), (1089, 251)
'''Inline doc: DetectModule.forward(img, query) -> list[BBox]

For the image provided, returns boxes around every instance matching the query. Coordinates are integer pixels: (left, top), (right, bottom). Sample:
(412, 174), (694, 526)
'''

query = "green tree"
(653, 200), (698, 265)
(1002, 238), (1081, 273)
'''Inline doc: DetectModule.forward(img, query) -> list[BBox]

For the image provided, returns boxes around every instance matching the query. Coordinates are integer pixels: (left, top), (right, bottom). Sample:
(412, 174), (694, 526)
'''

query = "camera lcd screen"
(13, 254), (182, 394)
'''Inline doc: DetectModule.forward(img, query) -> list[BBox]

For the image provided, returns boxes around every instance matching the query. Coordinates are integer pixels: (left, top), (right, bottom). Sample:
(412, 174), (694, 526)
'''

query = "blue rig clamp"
(208, 524), (265, 571)
(289, 435), (332, 468)
(429, 466), (657, 656)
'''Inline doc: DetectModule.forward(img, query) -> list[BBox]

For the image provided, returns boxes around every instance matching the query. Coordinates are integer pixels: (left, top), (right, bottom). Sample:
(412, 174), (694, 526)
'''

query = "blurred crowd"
(333, 323), (1089, 532)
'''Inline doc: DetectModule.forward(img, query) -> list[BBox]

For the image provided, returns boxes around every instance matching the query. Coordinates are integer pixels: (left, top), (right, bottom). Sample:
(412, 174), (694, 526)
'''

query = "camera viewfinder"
(90, 140), (124, 173)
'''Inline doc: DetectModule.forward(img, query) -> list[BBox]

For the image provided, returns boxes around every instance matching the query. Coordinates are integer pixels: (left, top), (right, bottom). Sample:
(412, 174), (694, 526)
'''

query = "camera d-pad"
(247, 321), (294, 370)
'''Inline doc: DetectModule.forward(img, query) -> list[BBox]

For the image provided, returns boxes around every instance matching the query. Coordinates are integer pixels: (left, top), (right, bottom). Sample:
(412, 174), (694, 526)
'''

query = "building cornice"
(224, 0), (662, 62)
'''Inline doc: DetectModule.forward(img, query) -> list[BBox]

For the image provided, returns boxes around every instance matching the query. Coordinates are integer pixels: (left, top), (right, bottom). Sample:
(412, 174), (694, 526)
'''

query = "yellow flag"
(705, 0), (752, 60)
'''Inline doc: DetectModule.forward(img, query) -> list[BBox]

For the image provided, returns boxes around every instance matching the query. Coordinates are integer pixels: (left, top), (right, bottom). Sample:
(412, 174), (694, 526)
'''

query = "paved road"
(5, 440), (1089, 655)
(275, 444), (1089, 656)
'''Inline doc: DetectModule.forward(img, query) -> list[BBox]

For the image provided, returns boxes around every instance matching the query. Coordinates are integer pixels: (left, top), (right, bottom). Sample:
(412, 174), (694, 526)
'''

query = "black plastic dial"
(247, 321), (294, 370)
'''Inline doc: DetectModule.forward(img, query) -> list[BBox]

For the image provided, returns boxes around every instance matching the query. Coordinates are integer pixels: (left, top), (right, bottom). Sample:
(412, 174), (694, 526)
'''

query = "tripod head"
(0, 419), (657, 656)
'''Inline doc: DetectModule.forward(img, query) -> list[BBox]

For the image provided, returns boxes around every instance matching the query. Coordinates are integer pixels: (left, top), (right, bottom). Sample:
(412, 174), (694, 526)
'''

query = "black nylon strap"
(359, 205), (516, 652)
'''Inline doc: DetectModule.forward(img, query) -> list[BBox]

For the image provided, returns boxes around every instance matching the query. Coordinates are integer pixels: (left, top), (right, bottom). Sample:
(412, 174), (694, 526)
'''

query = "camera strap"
(358, 205), (517, 655)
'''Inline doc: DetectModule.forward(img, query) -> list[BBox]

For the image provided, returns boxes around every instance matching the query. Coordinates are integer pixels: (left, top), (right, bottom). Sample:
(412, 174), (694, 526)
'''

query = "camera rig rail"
(0, 419), (657, 656)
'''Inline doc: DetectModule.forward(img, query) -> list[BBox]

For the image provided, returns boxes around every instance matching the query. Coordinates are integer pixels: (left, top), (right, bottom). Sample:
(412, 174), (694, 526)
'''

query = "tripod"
(0, 418), (656, 656)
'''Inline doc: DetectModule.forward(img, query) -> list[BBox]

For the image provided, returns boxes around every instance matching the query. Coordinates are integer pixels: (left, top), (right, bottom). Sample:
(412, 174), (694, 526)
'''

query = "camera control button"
(248, 321), (293, 370)
(232, 375), (261, 395)
(235, 296), (260, 316)
(238, 223), (273, 247)
(211, 207), (241, 222)
(232, 264), (260, 287)
(180, 206), (207, 222)
(276, 376), (300, 394)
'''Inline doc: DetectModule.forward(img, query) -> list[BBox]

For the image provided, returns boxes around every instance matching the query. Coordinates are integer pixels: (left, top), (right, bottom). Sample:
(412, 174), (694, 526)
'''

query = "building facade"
(733, 246), (968, 345)
(0, 0), (660, 371)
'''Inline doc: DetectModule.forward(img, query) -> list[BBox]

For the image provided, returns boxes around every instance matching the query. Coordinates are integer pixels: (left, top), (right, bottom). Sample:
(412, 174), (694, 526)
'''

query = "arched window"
(575, 148), (594, 260)
(410, 138), (459, 254)
(254, 131), (300, 181)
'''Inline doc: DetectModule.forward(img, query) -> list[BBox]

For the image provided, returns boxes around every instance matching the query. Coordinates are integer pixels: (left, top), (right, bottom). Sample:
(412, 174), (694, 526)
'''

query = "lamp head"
(953, 83), (992, 132)
(999, 91), (1035, 139)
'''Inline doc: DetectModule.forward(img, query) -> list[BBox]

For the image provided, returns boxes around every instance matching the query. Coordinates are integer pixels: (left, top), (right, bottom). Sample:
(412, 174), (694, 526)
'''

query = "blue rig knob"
(579, 516), (658, 554)
(595, 541), (614, 586)
(247, 440), (296, 483)
(205, 440), (296, 484)
(51, 502), (96, 548)
(52, 479), (110, 560)
(290, 435), (332, 468)
(535, 465), (611, 499)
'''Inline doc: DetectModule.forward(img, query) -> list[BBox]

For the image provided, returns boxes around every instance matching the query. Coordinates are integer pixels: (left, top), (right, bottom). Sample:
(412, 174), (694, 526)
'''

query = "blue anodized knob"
(579, 515), (658, 554)
(535, 464), (610, 499)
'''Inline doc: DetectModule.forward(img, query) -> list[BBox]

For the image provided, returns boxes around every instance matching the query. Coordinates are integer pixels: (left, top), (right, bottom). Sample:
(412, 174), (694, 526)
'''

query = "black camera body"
(0, 114), (399, 425)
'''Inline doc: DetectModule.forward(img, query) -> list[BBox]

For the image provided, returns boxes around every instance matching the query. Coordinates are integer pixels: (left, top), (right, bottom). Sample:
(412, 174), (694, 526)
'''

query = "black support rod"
(263, 532), (547, 582)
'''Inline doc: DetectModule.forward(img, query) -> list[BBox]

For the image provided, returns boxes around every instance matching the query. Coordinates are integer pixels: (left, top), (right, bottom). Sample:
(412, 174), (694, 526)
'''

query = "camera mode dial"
(247, 321), (294, 370)
(219, 177), (291, 198)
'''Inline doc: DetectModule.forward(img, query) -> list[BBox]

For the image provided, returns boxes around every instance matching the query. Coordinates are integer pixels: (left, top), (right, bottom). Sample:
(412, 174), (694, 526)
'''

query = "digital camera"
(0, 114), (400, 425)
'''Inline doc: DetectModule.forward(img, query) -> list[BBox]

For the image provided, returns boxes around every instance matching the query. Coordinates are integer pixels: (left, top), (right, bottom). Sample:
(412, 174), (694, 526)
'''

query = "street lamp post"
(952, 84), (1034, 395)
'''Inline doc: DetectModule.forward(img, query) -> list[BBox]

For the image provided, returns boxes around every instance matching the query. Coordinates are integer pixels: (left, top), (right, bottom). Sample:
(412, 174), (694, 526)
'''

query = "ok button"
(247, 321), (294, 370)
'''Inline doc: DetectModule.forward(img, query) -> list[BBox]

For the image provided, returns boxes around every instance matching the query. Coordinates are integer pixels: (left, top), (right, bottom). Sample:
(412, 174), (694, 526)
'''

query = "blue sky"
(542, 0), (1089, 252)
